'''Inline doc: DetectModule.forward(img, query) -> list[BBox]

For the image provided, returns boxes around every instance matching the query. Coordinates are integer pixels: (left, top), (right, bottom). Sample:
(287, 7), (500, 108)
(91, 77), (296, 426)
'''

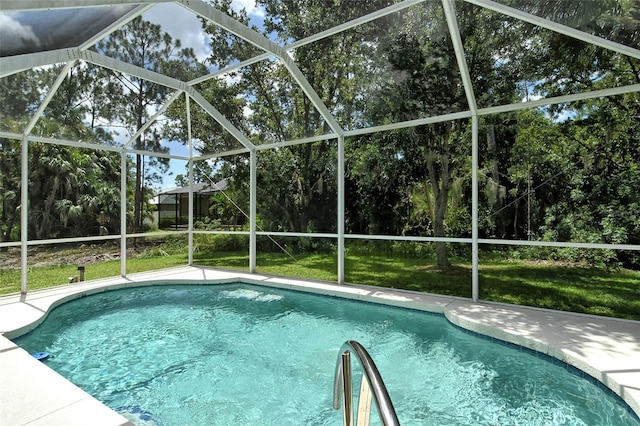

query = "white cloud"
(141, 2), (268, 64)
(231, 0), (266, 18)
(221, 72), (242, 86)
(142, 4), (211, 62)
(243, 105), (254, 118)
(0, 12), (40, 51)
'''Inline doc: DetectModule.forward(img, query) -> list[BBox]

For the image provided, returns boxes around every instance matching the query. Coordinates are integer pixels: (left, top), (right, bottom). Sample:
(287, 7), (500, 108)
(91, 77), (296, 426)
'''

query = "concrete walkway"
(1, 266), (638, 425)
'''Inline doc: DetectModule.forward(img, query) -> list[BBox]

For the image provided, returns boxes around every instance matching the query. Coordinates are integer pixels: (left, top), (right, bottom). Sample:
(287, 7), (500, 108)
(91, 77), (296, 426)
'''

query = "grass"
(0, 255), (188, 294)
(1, 248), (639, 321)
(193, 250), (640, 321)
(479, 262), (640, 320)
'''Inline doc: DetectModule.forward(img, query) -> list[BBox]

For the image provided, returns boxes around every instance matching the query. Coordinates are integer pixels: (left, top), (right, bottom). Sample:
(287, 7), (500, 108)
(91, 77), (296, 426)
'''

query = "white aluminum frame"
(0, 0), (638, 302)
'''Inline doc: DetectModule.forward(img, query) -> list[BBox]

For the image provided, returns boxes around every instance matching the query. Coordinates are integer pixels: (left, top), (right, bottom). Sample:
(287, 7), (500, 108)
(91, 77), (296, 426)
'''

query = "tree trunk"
(433, 189), (450, 268)
(425, 159), (451, 266)
(487, 124), (499, 188)
(423, 126), (453, 269)
(487, 123), (505, 237)
(133, 88), (145, 234)
(134, 152), (142, 233)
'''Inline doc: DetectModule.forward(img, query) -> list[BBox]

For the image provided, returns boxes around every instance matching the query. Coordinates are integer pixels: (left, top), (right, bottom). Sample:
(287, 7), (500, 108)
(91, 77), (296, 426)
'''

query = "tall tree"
(364, 2), (520, 267)
(196, 0), (393, 232)
(95, 17), (202, 232)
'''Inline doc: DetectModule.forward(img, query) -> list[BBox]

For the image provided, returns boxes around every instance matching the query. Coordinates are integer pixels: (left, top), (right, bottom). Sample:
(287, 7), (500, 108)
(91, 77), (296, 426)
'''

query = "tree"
(363, 2), (520, 267)
(0, 64), (131, 241)
(95, 17), (203, 232)
(492, 0), (640, 267)
(193, 0), (394, 233)
(0, 137), (20, 244)
(27, 141), (124, 239)
(0, 70), (44, 244)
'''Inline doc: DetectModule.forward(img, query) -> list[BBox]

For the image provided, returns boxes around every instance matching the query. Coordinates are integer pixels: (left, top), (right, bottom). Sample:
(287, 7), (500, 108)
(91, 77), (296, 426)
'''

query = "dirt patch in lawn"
(0, 243), (134, 269)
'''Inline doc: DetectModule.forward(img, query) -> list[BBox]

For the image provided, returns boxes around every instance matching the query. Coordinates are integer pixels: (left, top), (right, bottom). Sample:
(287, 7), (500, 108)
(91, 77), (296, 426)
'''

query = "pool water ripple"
(13, 284), (639, 426)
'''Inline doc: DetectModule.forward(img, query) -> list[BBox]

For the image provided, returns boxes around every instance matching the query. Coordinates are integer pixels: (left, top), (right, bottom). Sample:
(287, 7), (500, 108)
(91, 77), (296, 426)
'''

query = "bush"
(194, 233), (249, 252)
(347, 240), (435, 258)
(257, 236), (335, 254)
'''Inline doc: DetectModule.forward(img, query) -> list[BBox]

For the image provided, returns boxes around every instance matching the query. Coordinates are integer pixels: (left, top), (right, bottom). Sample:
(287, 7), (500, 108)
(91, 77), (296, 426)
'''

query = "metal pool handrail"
(333, 340), (400, 426)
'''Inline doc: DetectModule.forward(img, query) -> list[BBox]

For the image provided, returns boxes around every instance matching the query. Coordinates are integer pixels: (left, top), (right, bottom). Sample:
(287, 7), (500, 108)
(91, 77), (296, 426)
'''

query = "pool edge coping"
(1, 265), (639, 424)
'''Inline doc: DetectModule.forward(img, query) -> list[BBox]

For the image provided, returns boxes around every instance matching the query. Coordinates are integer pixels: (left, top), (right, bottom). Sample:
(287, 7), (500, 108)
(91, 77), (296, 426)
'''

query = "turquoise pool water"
(14, 284), (639, 425)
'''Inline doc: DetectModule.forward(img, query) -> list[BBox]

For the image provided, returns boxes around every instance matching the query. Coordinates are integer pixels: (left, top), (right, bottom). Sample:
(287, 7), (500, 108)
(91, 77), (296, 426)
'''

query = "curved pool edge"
(1, 266), (639, 425)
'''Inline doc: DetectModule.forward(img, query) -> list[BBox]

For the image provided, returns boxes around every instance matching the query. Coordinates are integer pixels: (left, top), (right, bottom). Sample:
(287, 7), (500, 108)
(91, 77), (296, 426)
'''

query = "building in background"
(153, 179), (229, 229)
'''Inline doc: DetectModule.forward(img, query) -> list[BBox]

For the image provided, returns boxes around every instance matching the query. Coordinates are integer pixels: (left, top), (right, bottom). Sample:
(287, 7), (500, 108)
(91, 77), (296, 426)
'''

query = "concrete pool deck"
(1, 265), (639, 425)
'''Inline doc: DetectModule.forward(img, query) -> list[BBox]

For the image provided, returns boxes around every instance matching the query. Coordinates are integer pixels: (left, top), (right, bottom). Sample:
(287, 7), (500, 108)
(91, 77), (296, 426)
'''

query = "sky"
(142, 1), (266, 61)
(140, 1), (265, 190)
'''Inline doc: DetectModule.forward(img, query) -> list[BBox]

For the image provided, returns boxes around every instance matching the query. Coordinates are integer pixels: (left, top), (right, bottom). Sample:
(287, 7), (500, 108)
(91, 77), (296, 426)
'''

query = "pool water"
(14, 284), (639, 426)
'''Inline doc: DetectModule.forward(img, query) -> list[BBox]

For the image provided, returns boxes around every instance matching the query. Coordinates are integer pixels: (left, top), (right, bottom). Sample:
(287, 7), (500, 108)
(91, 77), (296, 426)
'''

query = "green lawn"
(1, 250), (639, 321)
(0, 255), (188, 294)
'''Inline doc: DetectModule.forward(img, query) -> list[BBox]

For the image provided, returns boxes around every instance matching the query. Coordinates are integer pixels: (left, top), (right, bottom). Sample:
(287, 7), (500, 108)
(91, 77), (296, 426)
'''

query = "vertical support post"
(471, 115), (479, 302)
(20, 138), (29, 294)
(337, 135), (345, 284)
(186, 94), (194, 265)
(249, 149), (257, 272)
(443, 0), (479, 302)
(120, 150), (127, 277)
(341, 351), (353, 426)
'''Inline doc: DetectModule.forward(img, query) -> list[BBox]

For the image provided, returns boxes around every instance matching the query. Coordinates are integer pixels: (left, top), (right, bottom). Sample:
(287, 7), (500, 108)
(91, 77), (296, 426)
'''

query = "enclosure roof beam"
(20, 3), (146, 136)
(0, 49), (79, 78)
(256, 133), (339, 152)
(194, 147), (250, 162)
(0, 131), (123, 153)
(189, 53), (272, 86)
(80, 49), (189, 91)
(277, 56), (344, 136)
(127, 147), (189, 161)
(124, 90), (184, 148)
(191, 0), (426, 87)
(23, 62), (76, 136)
(191, 80), (640, 148)
(179, 0), (344, 136)
(0, 43), (256, 153)
(0, 1), (169, 11)
(186, 89), (256, 151)
(344, 111), (474, 138)
(286, 0), (425, 51)
(0, 131), (24, 141)
(177, 0), (283, 57)
(442, 0), (478, 114)
(78, 50), (256, 150)
(78, 3), (153, 51)
(193, 133), (340, 160)
(479, 83), (640, 116)
(464, 0), (640, 60)
(1, 130), (191, 160)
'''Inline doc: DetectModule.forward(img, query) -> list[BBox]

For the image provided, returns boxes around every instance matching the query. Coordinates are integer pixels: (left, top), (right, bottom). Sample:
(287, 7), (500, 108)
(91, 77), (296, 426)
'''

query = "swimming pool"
(13, 283), (640, 425)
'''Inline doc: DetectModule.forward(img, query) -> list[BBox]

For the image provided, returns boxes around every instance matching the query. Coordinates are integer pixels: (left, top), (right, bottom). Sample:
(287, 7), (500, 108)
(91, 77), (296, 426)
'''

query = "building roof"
(158, 179), (228, 196)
